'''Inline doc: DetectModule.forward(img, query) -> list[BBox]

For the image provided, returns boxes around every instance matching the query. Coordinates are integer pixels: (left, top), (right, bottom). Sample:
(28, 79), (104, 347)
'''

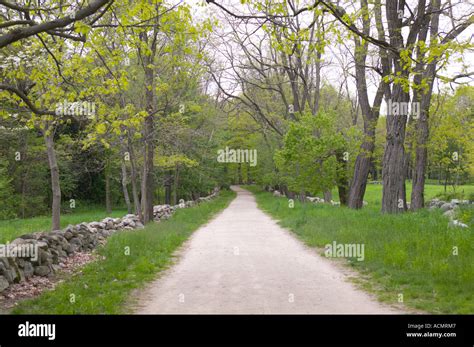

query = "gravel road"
(134, 186), (401, 314)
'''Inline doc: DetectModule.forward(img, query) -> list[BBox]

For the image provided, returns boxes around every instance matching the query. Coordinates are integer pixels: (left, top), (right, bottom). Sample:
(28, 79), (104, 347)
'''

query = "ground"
(134, 186), (403, 314)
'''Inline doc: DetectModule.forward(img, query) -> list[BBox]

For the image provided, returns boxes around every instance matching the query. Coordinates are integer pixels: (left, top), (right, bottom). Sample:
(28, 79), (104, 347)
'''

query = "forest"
(0, 0), (474, 323)
(0, 0), (472, 229)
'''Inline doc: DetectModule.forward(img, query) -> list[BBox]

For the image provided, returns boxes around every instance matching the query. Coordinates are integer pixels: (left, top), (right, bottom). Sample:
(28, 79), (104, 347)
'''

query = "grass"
(244, 185), (474, 314)
(0, 205), (128, 244)
(317, 183), (474, 207)
(10, 190), (236, 314)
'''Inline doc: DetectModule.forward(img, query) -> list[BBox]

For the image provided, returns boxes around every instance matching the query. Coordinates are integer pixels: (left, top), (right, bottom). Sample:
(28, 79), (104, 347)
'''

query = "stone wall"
(0, 189), (219, 293)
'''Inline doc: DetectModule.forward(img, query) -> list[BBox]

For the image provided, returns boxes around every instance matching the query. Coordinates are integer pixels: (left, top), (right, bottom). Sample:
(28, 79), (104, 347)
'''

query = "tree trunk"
(128, 136), (141, 218)
(105, 168), (112, 214)
(173, 166), (179, 205)
(44, 132), (61, 231)
(165, 171), (172, 205)
(336, 150), (349, 206)
(121, 162), (132, 214)
(139, 30), (157, 224)
(348, 131), (375, 208)
(381, 85), (409, 213)
(238, 162), (243, 184)
(347, 0), (385, 209)
(323, 190), (332, 202)
(381, 0), (410, 213)
(411, 0), (440, 210)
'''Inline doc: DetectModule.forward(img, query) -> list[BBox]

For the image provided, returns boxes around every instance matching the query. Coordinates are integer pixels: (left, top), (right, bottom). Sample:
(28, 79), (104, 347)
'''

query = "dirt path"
(134, 186), (402, 314)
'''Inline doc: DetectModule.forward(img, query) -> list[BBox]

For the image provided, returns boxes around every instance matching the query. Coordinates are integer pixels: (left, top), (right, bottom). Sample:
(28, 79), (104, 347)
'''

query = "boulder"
(273, 191), (282, 197)
(443, 209), (456, 220)
(0, 275), (9, 292)
(440, 203), (452, 212)
(34, 265), (50, 276)
(448, 220), (469, 228)
(23, 262), (34, 279)
(64, 231), (73, 240)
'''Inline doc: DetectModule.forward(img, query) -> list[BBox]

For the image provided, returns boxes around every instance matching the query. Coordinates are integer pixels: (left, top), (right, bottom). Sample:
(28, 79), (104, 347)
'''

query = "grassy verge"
(0, 206), (128, 244)
(244, 185), (474, 314)
(11, 190), (236, 314)
(315, 183), (474, 207)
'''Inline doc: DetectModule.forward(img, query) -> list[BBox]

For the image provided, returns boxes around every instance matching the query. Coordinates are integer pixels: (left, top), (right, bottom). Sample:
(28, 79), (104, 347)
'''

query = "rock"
(89, 221), (106, 229)
(273, 191), (282, 197)
(36, 241), (49, 249)
(64, 244), (74, 255)
(0, 258), (9, 274)
(10, 238), (28, 245)
(448, 220), (469, 228)
(429, 198), (440, 206)
(23, 262), (34, 279)
(0, 275), (9, 291)
(105, 221), (114, 230)
(135, 222), (144, 229)
(34, 265), (50, 276)
(19, 234), (36, 240)
(2, 268), (17, 283)
(443, 209), (456, 220)
(440, 203), (452, 212)
(363, 201), (368, 206)
(451, 199), (460, 205)
(0, 258), (17, 284)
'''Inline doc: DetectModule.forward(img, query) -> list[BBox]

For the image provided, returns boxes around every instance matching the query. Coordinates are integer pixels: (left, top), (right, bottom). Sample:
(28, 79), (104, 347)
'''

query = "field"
(245, 184), (474, 313)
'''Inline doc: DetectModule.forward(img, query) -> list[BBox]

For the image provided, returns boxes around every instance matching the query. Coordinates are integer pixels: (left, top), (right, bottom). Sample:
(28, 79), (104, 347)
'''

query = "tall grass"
(246, 185), (474, 314)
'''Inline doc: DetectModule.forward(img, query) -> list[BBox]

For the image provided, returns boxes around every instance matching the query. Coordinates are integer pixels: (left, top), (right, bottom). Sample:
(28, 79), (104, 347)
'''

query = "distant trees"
(207, 0), (473, 211)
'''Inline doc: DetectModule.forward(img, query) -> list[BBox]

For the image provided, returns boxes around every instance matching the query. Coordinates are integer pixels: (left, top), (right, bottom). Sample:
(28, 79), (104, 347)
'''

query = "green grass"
(318, 183), (474, 207)
(0, 206), (128, 244)
(245, 185), (474, 314)
(10, 190), (236, 314)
